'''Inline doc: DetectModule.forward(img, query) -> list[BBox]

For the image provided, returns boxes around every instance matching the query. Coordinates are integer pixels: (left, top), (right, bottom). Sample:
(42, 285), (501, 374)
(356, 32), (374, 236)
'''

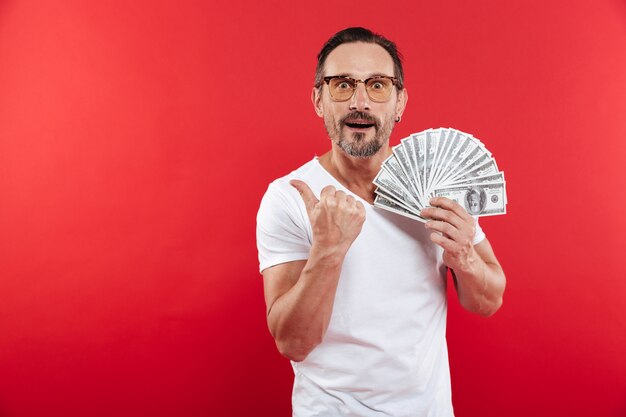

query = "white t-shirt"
(257, 158), (485, 417)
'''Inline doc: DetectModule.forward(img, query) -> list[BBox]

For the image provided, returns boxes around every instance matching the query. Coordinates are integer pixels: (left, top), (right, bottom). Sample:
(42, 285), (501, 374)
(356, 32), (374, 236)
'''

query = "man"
(466, 187), (485, 215)
(256, 27), (506, 416)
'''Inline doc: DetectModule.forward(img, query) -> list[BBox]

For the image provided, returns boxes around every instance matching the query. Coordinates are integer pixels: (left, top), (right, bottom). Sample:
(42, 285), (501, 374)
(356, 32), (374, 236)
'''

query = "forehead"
(324, 42), (395, 78)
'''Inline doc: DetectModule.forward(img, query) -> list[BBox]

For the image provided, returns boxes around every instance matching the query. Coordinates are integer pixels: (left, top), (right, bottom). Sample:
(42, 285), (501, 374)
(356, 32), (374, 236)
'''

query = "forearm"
(452, 253), (506, 317)
(267, 245), (347, 361)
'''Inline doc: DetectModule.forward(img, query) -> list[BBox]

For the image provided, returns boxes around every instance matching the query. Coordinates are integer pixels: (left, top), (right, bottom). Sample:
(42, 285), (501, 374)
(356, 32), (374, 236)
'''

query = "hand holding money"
(290, 180), (366, 253)
(421, 196), (480, 274)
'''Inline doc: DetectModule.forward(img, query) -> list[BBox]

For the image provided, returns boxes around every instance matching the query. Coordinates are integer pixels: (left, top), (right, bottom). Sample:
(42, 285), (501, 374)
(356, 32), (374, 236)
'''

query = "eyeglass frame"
(321, 75), (399, 103)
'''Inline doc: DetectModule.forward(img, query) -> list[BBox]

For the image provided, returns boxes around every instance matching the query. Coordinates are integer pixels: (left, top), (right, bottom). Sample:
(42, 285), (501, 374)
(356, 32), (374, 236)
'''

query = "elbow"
(460, 295), (504, 317)
(475, 271), (506, 317)
(478, 297), (503, 317)
(275, 335), (322, 362)
(277, 346), (308, 362)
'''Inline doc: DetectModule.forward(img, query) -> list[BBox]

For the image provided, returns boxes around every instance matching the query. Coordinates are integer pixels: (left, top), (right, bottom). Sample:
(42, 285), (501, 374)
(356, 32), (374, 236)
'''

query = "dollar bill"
(374, 187), (421, 216)
(373, 127), (507, 221)
(373, 167), (423, 212)
(391, 145), (422, 202)
(374, 194), (427, 223)
(433, 182), (507, 216)
(400, 136), (423, 199)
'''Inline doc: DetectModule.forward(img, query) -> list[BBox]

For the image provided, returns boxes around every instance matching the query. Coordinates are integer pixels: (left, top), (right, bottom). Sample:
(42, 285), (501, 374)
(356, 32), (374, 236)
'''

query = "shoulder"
(260, 158), (326, 205)
(256, 159), (320, 272)
(268, 158), (324, 188)
(257, 158), (323, 223)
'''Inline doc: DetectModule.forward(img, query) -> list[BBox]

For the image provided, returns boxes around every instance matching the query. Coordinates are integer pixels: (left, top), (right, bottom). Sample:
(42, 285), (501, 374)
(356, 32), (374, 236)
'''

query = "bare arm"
(449, 238), (505, 316)
(421, 197), (506, 317)
(262, 180), (365, 361)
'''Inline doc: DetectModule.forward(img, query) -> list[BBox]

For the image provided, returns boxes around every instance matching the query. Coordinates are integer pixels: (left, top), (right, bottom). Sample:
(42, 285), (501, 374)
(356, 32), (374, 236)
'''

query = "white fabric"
(256, 158), (485, 417)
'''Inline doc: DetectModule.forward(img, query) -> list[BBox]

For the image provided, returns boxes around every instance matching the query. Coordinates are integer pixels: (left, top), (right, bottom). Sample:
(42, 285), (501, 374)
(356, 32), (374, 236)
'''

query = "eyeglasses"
(322, 75), (398, 103)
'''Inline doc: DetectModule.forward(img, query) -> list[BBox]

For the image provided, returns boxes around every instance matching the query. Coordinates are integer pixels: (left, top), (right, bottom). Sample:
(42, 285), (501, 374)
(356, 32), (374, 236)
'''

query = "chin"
(338, 139), (383, 158)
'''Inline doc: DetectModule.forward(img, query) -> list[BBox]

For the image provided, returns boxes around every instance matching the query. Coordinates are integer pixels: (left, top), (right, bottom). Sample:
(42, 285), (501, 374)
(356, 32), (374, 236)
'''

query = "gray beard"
(325, 113), (394, 158)
(337, 132), (383, 158)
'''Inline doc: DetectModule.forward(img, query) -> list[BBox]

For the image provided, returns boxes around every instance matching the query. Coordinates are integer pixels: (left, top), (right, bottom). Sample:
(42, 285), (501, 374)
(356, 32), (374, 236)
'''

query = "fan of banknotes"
(373, 127), (507, 222)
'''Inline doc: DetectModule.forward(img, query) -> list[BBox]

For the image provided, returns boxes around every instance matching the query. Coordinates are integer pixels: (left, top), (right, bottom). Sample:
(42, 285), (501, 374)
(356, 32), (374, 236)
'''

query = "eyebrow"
(327, 72), (394, 79)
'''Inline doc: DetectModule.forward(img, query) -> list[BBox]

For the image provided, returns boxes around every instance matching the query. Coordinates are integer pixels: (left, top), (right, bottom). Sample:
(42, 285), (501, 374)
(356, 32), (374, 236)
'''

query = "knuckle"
(326, 198), (338, 209)
(438, 210), (451, 222)
(425, 207), (437, 219)
(321, 185), (336, 195)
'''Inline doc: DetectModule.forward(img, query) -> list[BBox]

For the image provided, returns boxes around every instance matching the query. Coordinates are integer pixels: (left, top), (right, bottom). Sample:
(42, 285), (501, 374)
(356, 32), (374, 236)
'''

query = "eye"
(370, 81), (385, 90)
(335, 79), (353, 89)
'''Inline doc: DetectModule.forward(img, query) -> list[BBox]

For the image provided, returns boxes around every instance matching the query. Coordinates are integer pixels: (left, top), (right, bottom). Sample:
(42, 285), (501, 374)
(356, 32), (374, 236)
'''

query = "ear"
(311, 87), (324, 118)
(395, 87), (408, 120)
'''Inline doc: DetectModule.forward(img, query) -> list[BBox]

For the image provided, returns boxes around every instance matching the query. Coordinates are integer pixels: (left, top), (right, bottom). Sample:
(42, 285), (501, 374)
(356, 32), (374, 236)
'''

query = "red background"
(1, 0), (626, 416)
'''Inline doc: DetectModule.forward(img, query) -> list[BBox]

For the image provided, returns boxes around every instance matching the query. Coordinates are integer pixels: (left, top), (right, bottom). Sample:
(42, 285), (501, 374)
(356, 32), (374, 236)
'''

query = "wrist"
(455, 249), (484, 278)
(309, 243), (349, 266)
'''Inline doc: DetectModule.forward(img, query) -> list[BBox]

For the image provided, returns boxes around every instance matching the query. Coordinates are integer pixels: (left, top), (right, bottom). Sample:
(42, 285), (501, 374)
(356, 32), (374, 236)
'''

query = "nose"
(349, 81), (371, 111)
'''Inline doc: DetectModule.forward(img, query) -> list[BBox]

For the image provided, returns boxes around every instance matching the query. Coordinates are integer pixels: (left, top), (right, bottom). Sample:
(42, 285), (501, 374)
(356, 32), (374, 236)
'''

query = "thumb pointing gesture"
(290, 179), (319, 213)
(290, 179), (365, 252)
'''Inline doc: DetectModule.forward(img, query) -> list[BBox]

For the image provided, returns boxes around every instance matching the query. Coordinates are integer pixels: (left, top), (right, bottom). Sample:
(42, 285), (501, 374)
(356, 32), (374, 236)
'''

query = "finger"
(425, 219), (462, 241)
(355, 200), (366, 213)
(429, 231), (458, 252)
(320, 185), (337, 200)
(354, 200), (367, 223)
(338, 194), (359, 212)
(333, 190), (347, 203)
(428, 197), (473, 222)
(290, 180), (319, 212)
(420, 206), (465, 230)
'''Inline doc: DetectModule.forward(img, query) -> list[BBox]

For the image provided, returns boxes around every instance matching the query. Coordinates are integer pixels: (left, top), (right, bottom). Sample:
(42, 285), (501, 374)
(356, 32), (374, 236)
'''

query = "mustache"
(339, 111), (379, 128)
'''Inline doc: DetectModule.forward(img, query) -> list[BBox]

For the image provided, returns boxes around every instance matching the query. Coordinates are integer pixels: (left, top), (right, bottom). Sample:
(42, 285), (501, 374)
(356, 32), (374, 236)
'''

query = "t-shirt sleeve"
(473, 216), (486, 245)
(256, 183), (312, 273)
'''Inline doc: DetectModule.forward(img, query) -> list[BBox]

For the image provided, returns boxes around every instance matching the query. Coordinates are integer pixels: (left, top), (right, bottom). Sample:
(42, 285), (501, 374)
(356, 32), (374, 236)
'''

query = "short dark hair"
(314, 27), (404, 90)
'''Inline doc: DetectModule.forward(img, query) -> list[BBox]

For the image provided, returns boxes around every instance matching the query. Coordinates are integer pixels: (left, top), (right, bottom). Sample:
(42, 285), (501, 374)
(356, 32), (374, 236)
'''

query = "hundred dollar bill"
(433, 183), (507, 216)
(428, 128), (456, 188)
(423, 129), (439, 197)
(399, 137), (423, 199)
(412, 132), (427, 197)
(374, 194), (427, 223)
(448, 172), (507, 205)
(431, 129), (470, 187)
(374, 187), (421, 215)
(437, 136), (481, 186)
(391, 144), (422, 202)
(381, 154), (420, 203)
(427, 128), (451, 192)
(444, 157), (499, 186)
(450, 171), (504, 186)
(373, 168), (423, 212)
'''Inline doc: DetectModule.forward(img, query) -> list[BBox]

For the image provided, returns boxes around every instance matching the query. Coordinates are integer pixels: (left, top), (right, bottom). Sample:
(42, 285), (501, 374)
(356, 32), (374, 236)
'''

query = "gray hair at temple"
(314, 27), (405, 90)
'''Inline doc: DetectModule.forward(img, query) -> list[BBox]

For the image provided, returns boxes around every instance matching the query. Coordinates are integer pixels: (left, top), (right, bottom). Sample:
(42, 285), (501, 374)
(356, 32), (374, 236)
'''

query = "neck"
(318, 144), (392, 204)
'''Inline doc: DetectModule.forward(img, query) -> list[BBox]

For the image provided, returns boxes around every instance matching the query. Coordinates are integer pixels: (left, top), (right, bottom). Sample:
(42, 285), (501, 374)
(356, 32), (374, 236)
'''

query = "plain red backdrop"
(1, 0), (625, 416)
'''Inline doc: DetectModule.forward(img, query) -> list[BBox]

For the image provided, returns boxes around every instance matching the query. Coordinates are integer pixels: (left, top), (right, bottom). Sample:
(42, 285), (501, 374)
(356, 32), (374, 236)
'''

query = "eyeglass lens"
(328, 77), (394, 102)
